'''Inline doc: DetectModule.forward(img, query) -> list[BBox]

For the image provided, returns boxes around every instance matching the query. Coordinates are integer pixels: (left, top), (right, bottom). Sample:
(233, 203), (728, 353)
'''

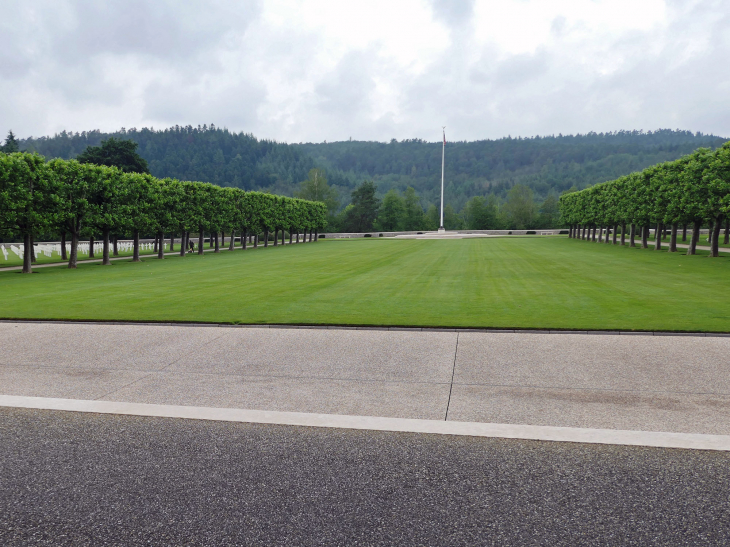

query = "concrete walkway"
(1, 322), (729, 441)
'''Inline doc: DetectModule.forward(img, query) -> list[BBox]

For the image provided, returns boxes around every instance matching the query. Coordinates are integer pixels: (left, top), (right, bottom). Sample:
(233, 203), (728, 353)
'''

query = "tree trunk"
(687, 221), (700, 255)
(132, 231), (141, 262)
(209, 232), (214, 248)
(620, 223), (626, 246)
(69, 230), (79, 269)
(170, 233), (175, 252)
(282, 229), (286, 245)
(591, 226), (596, 242)
(654, 223), (662, 250)
(641, 225), (648, 248)
(221, 231), (225, 247)
(710, 216), (723, 257)
(242, 229), (247, 250)
(61, 232), (67, 260)
(289, 229), (293, 244)
(724, 220), (729, 245)
(113, 236), (119, 257)
(254, 234), (259, 248)
(102, 229), (111, 265)
(30, 235), (36, 263)
(707, 221), (713, 246)
(154, 234), (158, 254)
(89, 237), (95, 259)
(296, 231), (300, 243)
(629, 224), (636, 247)
(22, 232), (32, 274)
(229, 230), (235, 251)
(157, 231), (165, 259)
(612, 225), (617, 244)
(199, 227), (205, 255)
(309, 230), (313, 242)
(669, 223), (678, 252)
(682, 224), (687, 242)
(180, 230), (186, 257)
(264, 230), (269, 247)
(274, 229), (278, 247)
(214, 231), (220, 253)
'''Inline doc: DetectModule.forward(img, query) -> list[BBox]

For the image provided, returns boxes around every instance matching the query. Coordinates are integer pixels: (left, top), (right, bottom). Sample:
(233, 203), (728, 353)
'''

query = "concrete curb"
(0, 319), (727, 337)
(1, 395), (728, 452)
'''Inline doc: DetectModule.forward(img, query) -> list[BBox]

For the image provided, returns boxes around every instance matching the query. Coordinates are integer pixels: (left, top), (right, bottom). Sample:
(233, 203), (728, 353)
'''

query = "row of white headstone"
(1, 242), (168, 261)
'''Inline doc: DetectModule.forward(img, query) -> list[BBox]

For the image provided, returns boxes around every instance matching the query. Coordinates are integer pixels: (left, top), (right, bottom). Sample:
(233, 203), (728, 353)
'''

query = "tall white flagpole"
(439, 127), (445, 232)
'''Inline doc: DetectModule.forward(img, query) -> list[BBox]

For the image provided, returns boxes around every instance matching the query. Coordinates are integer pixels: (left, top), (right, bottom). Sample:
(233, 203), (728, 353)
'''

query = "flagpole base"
(438, 227), (446, 233)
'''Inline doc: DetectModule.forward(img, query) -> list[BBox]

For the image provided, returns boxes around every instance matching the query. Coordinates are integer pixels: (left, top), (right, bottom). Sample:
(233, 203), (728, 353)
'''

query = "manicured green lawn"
(1, 237), (729, 331)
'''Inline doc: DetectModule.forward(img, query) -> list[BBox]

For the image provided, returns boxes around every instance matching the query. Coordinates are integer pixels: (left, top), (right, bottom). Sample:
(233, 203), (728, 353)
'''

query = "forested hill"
(20, 125), (316, 196)
(296, 130), (727, 210)
(20, 126), (726, 211)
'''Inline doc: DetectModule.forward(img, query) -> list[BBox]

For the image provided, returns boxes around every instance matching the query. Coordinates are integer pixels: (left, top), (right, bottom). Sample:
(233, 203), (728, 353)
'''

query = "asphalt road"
(1, 408), (729, 546)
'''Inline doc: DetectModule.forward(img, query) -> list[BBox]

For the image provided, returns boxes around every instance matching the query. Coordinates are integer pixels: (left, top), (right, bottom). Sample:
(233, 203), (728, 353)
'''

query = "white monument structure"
(439, 127), (446, 233)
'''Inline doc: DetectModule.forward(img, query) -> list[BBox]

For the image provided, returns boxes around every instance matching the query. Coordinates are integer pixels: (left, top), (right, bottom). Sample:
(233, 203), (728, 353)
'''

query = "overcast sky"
(2, 0), (729, 143)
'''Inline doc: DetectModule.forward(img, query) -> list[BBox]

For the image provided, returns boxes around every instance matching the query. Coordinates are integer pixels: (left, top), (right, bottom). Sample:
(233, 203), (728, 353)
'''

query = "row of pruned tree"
(0, 152), (328, 273)
(559, 142), (730, 257)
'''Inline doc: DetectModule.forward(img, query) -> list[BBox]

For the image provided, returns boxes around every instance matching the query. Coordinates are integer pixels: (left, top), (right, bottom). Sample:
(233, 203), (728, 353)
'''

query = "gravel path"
(1, 407), (729, 546)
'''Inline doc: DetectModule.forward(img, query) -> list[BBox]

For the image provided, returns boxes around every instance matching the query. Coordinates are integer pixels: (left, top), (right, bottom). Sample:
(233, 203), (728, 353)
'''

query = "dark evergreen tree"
(2, 130), (20, 153)
(343, 181), (380, 232)
(76, 138), (150, 173)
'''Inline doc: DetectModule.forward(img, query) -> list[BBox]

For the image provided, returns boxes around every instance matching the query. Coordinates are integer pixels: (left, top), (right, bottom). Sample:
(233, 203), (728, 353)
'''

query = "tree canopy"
(76, 138), (150, 174)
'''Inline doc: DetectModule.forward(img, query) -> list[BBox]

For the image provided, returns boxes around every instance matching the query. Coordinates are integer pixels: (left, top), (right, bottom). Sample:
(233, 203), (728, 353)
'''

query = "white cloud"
(1, 0), (728, 143)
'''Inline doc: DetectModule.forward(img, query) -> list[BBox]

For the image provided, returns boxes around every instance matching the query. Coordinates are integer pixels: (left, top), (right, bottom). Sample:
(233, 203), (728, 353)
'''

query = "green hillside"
(20, 126), (726, 213)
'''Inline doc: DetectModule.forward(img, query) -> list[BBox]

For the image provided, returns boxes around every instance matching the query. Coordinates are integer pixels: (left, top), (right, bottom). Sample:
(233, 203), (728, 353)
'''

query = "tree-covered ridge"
(19, 126), (726, 213)
(297, 130), (728, 210)
(20, 125), (316, 195)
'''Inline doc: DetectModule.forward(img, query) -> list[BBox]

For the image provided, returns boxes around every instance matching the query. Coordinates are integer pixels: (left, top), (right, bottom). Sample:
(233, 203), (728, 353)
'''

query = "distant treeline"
(18, 125), (727, 226)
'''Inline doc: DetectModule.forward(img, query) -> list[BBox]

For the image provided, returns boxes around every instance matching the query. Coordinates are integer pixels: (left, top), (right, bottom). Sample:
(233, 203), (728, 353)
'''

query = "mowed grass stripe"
(1, 237), (729, 331)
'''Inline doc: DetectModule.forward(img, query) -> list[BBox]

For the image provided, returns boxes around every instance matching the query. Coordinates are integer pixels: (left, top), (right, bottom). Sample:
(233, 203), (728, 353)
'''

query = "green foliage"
(19, 126), (727, 220)
(0, 156), (328, 264)
(295, 168), (339, 214)
(0, 152), (56, 239)
(403, 187), (425, 230)
(443, 204), (461, 230)
(1, 131), (20, 153)
(377, 189), (405, 231)
(21, 125), (315, 193)
(424, 204), (439, 230)
(343, 181), (380, 232)
(560, 141), (730, 253)
(76, 138), (150, 174)
(463, 195), (500, 229)
(503, 185), (536, 229)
